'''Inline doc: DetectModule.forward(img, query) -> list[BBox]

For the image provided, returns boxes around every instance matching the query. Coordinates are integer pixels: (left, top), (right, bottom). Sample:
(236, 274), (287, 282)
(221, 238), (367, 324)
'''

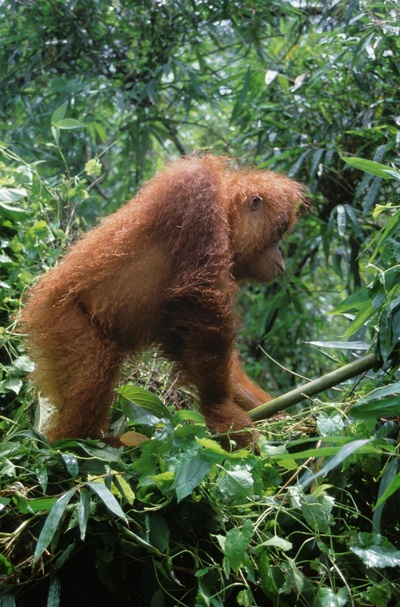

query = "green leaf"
(282, 558), (305, 595)
(54, 118), (84, 130)
(230, 66), (251, 123)
(344, 204), (364, 239)
(0, 253), (13, 264)
(118, 384), (172, 426)
(344, 0), (358, 25)
(149, 471), (174, 492)
(309, 148), (325, 179)
(301, 439), (374, 488)
(373, 459), (399, 531)
(119, 384), (172, 422)
(33, 488), (76, 562)
(112, 475), (135, 505)
(288, 149), (311, 178)
(122, 526), (160, 553)
(147, 514), (170, 552)
(342, 157), (397, 179)
(271, 441), (372, 463)
(375, 471), (400, 510)
(0, 187), (28, 202)
(350, 382), (400, 419)
(315, 587), (348, 607)
(47, 573), (61, 607)
(336, 205), (346, 237)
(51, 101), (68, 123)
(25, 498), (57, 514)
(363, 176), (382, 216)
(78, 487), (91, 541)
(369, 212), (400, 263)
(0, 592), (15, 607)
(172, 454), (211, 502)
(77, 443), (121, 461)
(300, 493), (334, 534)
(362, 583), (391, 605)
(331, 286), (369, 314)
(357, 382), (400, 403)
(196, 437), (231, 456)
(86, 481), (127, 522)
(0, 554), (14, 575)
(217, 468), (254, 500)
(379, 296), (400, 361)
(351, 395), (400, 419)
(383, 169), (400, 182)
(3, 377), (22, 394)
(224, 520), (253, 573)
(343, 300), (375, 338)
(13, 355), (35, 373)
(173, 409), (205, 424)
(258, 535), (292, 552)
(54, 543), (76, 569)
(51, 125), (60, 144)
(350, 533), (400, 568)
(0, 200), (32, 220)
(61, 454), (79, 478)
(317, 413), (345, 437)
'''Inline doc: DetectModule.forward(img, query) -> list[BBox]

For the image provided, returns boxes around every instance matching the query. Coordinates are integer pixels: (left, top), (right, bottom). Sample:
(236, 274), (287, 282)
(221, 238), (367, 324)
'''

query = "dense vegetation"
(1, 1), (399, 605)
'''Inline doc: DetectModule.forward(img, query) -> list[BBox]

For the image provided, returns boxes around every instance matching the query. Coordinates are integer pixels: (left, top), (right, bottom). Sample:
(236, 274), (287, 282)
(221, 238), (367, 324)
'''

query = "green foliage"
(1, 0), (398, 381)
(1, 1), (400, 605)
(0, 138), (102, 424)
(350, 382), (400, 420)
(1, 397), (400, 605)
(331, 159), (400, 364)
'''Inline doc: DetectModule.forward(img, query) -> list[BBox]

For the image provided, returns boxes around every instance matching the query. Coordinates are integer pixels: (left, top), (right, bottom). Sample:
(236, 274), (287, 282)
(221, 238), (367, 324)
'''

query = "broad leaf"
(51, 101), (68, 123)
(147, 514), (170, 552)
(350, 533), (400, 568)
(224, 519), (253, 573)
(315, 587), (348, 607)
(119, 384), (172, 422)
(217, 468), (254, 500)
(172, 454), (211, 502)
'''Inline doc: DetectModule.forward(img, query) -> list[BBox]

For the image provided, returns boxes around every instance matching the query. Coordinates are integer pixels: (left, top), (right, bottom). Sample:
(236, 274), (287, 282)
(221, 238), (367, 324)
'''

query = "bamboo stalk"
(249, 352), (379, 422)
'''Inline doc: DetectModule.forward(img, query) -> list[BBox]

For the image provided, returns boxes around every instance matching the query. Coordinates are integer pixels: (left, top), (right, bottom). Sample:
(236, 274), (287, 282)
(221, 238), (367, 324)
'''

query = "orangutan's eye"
(250, 195), (263, 211)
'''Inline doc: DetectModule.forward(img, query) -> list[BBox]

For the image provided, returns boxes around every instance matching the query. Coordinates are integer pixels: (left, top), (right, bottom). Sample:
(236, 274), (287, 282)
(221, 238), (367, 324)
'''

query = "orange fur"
(20, 155), (305, 450)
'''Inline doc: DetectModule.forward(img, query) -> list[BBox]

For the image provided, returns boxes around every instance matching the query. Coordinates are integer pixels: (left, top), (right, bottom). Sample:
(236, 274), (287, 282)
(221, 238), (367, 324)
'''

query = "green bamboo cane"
(249, 352), (379, 422)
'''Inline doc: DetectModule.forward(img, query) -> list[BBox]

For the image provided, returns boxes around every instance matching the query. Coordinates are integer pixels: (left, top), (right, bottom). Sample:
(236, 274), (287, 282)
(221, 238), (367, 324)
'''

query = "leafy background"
(1, 1), (400, 606)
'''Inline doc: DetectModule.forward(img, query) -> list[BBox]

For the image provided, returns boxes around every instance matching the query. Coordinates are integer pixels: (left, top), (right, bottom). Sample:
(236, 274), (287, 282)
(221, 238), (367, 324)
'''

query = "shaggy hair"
(20, 154), (305, 450)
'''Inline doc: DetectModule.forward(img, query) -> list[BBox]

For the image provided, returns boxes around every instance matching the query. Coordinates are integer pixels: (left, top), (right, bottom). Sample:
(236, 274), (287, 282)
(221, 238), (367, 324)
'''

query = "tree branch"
(249, 352), (379, 421)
